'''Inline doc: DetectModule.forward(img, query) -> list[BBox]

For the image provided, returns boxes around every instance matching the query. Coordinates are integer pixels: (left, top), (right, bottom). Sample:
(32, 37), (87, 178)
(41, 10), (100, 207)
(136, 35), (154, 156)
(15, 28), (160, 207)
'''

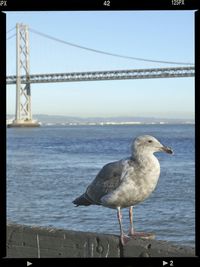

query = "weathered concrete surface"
(6, 223), (195, 258)
(122, 237), (195, 257)
(7, 224), (120, 258)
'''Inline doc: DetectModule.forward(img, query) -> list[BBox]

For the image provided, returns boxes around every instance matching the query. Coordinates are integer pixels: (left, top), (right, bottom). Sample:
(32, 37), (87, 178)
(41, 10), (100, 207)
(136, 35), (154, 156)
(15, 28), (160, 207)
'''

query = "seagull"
(72, 135), (173, 245)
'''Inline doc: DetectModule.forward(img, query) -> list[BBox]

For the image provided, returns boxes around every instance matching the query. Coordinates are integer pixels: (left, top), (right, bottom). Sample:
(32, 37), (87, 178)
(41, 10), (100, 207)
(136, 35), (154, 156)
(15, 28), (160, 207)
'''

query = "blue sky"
(6, 11), (195, 118)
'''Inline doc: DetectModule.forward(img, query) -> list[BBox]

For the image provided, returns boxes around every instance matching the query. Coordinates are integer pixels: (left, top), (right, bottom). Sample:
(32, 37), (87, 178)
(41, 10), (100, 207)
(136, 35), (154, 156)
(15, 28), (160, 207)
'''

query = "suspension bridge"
(6, 24), (195, 127)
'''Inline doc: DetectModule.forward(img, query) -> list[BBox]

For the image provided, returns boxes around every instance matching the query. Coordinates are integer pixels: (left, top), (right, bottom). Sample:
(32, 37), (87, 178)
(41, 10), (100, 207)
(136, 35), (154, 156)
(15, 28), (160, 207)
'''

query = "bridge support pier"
(9, 23), (40, 128)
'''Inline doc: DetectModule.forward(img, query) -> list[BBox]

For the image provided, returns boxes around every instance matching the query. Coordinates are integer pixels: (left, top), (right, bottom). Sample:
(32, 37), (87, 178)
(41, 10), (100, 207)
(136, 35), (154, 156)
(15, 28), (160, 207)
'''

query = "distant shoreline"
(6, 114), (194, 127)
(8, 122), (193, 127)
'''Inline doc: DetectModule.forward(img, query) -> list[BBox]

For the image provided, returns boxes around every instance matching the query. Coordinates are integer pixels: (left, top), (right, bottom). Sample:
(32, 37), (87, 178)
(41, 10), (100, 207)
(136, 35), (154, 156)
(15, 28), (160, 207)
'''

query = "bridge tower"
(10, 23), (39, 127)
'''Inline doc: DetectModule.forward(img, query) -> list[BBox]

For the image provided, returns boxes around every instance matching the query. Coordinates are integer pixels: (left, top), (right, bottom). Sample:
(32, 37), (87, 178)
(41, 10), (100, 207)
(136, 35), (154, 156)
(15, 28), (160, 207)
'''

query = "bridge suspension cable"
(7, 25), (17, 40)
(7, 33), (16, 41)
(6, 26), (16, 34)
(29, 27), (194, 66)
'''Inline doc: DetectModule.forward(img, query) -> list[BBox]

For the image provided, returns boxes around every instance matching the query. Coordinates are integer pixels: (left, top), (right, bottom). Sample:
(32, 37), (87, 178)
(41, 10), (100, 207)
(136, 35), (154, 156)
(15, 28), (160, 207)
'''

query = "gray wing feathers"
(85, 160), (124, 204)
(72, 192), (98, 206)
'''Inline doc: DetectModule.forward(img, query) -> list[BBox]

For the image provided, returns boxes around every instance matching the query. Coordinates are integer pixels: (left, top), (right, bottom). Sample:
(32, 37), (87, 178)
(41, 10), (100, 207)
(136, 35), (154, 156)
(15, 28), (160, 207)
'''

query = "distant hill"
(6, 114), (194, 125)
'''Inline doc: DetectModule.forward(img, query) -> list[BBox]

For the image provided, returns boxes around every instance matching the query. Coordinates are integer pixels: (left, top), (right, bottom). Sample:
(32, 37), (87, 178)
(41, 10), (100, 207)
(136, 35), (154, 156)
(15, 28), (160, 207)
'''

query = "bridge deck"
(6, 66), (194, 84)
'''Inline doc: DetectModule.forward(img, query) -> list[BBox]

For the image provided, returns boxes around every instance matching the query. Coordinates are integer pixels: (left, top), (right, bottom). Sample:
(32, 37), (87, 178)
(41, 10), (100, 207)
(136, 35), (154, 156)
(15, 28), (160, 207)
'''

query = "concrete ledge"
(6, 224), (195, 258)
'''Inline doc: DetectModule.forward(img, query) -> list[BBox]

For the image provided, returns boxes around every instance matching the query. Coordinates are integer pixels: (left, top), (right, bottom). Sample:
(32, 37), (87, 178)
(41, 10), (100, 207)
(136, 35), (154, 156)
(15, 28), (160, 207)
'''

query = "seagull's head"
(131, 135), (173, 156)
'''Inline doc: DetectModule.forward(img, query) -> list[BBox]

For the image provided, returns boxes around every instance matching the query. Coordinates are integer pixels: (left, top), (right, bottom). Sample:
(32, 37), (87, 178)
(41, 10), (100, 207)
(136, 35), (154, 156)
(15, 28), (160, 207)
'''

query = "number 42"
(103, 1), (110, 6)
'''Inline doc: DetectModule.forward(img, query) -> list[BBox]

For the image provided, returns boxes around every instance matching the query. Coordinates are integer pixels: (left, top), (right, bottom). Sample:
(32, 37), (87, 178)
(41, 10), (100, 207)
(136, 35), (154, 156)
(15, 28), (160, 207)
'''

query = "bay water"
(7, 124), (195, 247)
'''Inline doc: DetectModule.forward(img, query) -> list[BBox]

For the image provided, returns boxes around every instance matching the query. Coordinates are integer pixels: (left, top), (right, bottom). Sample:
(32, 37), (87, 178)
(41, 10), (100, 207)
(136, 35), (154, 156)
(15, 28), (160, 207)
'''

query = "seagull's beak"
(161, 145), (173, 154)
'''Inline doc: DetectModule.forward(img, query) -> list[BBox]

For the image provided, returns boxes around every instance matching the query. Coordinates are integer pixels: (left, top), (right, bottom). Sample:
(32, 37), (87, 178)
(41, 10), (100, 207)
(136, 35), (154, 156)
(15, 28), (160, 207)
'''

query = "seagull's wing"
(85, 158), (131, 205)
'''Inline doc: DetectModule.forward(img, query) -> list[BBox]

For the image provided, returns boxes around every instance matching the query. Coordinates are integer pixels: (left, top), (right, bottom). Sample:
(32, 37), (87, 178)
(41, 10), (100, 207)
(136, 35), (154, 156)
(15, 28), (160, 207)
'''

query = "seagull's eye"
(148, 140), (152, 143)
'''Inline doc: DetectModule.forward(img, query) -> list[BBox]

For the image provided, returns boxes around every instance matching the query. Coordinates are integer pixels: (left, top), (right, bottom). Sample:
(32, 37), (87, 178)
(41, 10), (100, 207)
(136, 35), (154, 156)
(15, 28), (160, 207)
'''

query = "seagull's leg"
(128, 206), (135, 235)
(128, 206), (153, 238)
(117, 207), (130, 245)
(117, 207), (124, 238)
(128, 206), (145, 237)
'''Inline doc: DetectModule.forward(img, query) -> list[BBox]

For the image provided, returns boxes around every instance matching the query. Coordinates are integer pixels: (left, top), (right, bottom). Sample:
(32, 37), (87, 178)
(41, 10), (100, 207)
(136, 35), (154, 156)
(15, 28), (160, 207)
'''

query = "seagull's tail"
(72, 193), (94, 206)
